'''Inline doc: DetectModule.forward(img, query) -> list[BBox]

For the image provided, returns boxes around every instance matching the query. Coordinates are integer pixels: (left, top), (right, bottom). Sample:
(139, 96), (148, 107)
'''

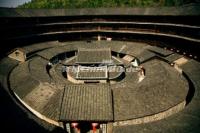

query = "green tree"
(18, 0), (198, 8)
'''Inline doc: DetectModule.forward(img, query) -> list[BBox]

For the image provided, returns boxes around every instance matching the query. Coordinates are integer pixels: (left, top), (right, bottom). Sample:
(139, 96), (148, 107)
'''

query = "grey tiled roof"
(76, 48), (111, 64)
(37, 45), (77, 60)
(29, 56), (51, 83)
(76, 66), (107, 79)
(137, 50), (156, 63)
(164, 53), (183, 63)
(59, 84), (113, 121)
(9, 61), (39, 99)
(147, 46), (173, 56)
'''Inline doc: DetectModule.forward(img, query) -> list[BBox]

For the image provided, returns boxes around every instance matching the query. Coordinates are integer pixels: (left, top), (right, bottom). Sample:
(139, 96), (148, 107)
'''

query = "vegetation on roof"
(18, 0), (197, 8)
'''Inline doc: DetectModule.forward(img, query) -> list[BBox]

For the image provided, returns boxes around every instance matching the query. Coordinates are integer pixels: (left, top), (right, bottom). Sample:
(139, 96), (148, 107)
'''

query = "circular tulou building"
(0, 5), (200, 133)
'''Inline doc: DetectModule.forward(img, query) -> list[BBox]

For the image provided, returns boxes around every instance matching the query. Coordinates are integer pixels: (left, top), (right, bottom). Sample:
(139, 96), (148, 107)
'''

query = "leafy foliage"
(18, 0), (197, 8)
